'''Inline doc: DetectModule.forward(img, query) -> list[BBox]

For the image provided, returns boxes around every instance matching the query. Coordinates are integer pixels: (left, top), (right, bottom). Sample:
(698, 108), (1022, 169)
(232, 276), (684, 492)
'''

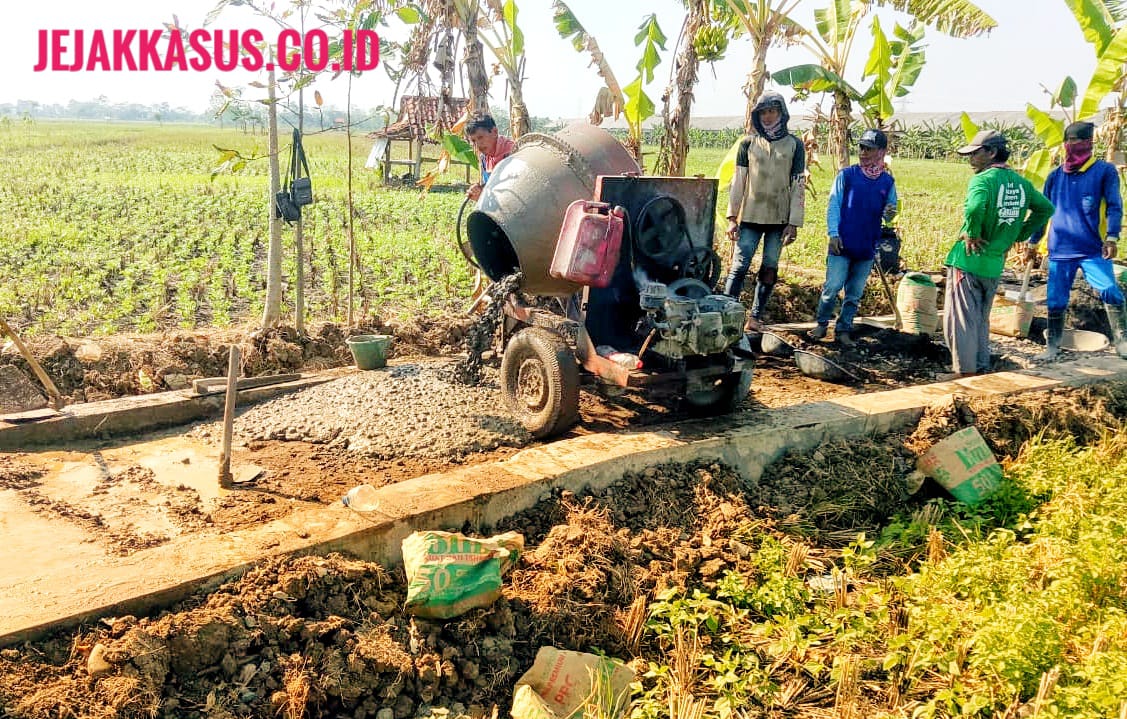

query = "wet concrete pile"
(193, 363), (531, 461)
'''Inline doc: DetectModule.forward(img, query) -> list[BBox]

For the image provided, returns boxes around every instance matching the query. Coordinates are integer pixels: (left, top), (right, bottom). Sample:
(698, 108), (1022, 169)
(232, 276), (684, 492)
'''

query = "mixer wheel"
(501, 328), (580, 438)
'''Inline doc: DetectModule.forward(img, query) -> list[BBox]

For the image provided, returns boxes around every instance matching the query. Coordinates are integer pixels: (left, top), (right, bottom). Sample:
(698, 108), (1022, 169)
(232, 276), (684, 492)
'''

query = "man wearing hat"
(808, 128), (898, 346)
(946, 130), (1054, 376)
(1024, 121), (1127, 360)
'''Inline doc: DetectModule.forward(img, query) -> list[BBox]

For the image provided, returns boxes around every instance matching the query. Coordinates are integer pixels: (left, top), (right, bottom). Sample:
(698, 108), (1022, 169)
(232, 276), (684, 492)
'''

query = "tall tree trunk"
(743, 39), (771, 134)
(831, 89), (853, 171)
(262, 61), (283, 328)
(1105, 100), (1125, 164)
(509, 81), (530, 139)
(659, 2), (705, 176)
(346, 74), (356, 328)
(294, 88), (305, 334)
(460, 3), (491, 111)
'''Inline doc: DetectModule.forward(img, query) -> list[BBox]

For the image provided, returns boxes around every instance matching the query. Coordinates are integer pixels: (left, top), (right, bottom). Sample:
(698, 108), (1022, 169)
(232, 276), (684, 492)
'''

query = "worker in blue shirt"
(809, 128), (898, 346)
(1026, 121), (1127, 360)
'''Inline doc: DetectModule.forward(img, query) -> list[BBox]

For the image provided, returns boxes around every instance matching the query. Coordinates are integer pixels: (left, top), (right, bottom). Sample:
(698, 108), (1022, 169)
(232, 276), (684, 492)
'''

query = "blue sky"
(1, 0), (1104, 119)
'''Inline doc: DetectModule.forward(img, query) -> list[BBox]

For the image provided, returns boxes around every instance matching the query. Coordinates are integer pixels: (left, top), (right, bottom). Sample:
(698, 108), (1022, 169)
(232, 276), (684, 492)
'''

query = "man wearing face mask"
(723, 91), (806, 332)
(1024, 121), (1127, 360)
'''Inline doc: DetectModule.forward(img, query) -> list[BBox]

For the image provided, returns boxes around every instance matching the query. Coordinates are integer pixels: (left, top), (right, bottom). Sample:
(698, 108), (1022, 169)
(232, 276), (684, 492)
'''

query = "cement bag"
(988, 296), (1034, 338)
(917, 426), (1002, 506)
(402, 530), (523, 619)
(511, 647), (635, 719)
(896, 272), (938, 335)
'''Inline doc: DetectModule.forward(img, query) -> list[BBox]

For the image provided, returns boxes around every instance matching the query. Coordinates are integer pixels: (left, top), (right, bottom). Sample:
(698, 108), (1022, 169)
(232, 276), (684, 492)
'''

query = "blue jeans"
(815, 254), (874, 333)
(723, 224), (784, 319)
(1045, 256), (1125, 313)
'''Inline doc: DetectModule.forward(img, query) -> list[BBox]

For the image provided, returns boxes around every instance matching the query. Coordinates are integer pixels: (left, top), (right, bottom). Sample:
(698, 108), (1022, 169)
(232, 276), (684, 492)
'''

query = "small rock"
(86, 643), (114, 679)
(163, 373), (191, 390)
(75, 341), (103, 363)
(377, 709), (395, 719)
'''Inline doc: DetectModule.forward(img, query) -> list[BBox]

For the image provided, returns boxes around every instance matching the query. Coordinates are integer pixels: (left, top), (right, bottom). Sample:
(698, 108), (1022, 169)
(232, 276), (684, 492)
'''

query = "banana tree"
(721, 0), (805, 134)
(771, 0), (993, 170)
(774, 8), (925, 169)
(655, 0), (715, 175)
(480, 0), (531, 138)
(1018, 78), (1079, 187)
(1069, 0), (1127, 162)
(552, 1), (666, 164)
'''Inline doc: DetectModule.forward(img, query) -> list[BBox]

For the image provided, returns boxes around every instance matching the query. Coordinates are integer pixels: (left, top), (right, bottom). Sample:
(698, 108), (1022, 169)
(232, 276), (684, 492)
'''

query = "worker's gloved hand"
(828, 235), (843, 256)
(466, 183), (483, 201)
(782, 224), (798, 246)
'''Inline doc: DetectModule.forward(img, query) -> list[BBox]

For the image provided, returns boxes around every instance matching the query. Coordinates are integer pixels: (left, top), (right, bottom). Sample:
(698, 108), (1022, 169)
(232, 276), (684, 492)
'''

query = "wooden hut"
(367, 95), (471, 184)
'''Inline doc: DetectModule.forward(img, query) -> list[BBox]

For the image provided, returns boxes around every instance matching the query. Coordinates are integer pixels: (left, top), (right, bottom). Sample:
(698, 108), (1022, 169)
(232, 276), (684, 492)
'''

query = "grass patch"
(636, 430), (1127, 718)
(2, 122), (971, 336)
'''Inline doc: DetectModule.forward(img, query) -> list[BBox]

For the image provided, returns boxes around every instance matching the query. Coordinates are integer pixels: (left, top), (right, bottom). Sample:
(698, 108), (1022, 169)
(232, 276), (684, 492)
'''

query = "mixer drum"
(467, 123), (640, 296)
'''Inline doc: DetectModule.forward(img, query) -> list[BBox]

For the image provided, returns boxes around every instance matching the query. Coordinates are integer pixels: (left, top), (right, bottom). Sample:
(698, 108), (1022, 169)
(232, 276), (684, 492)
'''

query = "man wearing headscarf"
(724, 91), (806, 331)
(1025, 121), (1127, 360)
(809, 129), (898, 346)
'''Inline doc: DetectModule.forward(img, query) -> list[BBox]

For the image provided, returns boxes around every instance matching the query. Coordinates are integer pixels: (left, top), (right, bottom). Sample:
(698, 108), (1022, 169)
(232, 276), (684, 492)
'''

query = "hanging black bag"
(290, 129), (314, 206)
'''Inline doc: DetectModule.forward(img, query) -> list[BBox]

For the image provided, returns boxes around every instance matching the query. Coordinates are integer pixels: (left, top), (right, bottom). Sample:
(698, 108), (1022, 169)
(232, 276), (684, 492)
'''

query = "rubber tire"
(684, 369), (751, 417)
(501, 328), (581, 438)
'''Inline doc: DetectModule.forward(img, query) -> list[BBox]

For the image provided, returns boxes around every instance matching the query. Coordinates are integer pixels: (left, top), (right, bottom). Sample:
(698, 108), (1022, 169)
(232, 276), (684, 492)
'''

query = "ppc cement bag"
(917, 426), (1002, 506)
(511, 647), (635, 719)
(402, 530), (523, 619)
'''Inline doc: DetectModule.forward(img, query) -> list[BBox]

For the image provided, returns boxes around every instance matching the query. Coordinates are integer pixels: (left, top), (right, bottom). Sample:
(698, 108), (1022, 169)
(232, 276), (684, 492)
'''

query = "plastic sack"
(402, 530), (523, 619)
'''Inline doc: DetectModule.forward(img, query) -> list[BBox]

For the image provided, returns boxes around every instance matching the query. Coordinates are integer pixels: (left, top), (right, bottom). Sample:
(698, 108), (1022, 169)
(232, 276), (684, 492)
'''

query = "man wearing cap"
(809, 128), (898, 346)
(1024, 121), (1127, 360)
(946, 130), (1054, 376)
(724, 91), (806, 331)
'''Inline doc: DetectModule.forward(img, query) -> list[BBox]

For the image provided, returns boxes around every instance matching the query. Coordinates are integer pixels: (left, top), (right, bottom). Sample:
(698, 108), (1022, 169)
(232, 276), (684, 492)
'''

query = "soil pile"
(4, 384), (1127, 718)
(0, 461), (760, 719)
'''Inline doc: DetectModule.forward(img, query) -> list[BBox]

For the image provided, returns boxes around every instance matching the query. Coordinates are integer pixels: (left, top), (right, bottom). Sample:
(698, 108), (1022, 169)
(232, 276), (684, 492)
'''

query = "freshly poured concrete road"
(1, 357), (1124, 646)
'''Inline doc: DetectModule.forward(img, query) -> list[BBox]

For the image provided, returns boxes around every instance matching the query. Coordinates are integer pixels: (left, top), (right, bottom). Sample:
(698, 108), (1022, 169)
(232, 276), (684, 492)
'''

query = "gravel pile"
(195, 361), (531, 460)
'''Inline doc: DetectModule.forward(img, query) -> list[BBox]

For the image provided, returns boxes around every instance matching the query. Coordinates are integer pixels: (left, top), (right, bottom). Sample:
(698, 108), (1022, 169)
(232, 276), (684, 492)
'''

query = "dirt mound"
(0, 461), (755, 719)
(4, 384), (1127, 718)
(0, 316), (472, 407)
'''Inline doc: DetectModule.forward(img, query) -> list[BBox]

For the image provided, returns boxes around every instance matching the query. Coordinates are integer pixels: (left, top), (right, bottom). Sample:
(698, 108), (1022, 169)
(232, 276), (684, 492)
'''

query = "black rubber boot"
(1104, 303), (1127, 358)
(753, 281), (775, 323)
(1037, 312), (1064, 362)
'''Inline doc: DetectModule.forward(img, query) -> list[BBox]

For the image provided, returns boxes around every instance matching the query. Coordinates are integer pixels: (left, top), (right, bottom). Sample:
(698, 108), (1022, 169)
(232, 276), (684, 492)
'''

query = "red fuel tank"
(549, 201), (625, 288)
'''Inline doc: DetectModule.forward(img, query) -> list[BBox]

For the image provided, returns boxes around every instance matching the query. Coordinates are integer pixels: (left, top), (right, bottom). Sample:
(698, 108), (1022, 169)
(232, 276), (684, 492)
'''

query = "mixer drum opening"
(467, 211), (520, 283)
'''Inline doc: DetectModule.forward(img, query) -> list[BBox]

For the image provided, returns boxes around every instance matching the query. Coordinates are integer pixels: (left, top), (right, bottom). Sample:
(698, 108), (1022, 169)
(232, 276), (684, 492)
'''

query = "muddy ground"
(2, 382), (1125, 719)
(0, 272), (1103, 542)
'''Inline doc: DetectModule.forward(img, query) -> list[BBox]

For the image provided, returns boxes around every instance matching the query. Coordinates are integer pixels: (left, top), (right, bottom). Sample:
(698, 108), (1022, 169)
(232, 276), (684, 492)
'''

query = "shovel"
(0, 316), (65, 410)
(1004, 260), (1033, 303)
(873, 255), (903, 331)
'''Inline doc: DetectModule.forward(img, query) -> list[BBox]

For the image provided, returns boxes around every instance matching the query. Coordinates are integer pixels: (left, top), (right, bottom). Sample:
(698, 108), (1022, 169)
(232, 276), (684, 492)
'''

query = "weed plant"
(634, 435), (1127, 718)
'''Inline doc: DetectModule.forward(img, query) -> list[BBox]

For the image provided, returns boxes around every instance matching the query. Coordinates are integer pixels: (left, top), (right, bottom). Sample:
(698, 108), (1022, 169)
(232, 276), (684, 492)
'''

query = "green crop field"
(0, 120), (971, 337)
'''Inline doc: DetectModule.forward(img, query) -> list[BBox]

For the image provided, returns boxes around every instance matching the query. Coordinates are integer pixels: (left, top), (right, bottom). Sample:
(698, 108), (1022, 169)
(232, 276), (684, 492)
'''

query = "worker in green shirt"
(945, 130), (1054, 376)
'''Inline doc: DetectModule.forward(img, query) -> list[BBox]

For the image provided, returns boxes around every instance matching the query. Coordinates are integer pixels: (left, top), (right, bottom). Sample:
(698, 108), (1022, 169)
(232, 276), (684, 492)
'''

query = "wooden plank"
(192, 373), (302, 396)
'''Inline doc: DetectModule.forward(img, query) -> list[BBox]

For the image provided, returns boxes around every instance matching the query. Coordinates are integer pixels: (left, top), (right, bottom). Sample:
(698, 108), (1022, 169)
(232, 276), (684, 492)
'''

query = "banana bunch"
(693, 24), (728, 63)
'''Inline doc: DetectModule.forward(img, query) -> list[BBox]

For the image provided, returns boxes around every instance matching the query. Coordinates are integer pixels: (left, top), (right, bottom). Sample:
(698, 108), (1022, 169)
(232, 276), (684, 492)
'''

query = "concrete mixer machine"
(463, 124), (753, 438)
